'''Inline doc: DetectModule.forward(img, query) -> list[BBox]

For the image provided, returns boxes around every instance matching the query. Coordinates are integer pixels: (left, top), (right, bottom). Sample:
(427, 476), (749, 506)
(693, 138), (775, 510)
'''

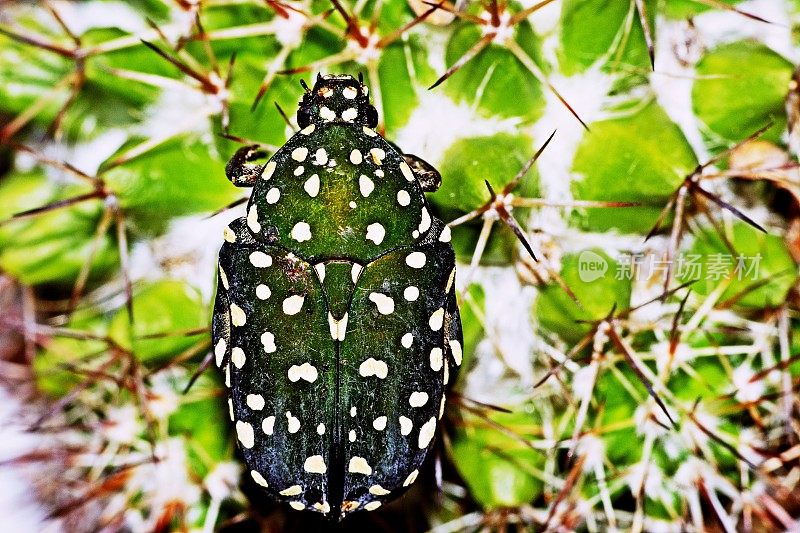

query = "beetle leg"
(403, 153), (442, 192)
(226, 145), (269, 187)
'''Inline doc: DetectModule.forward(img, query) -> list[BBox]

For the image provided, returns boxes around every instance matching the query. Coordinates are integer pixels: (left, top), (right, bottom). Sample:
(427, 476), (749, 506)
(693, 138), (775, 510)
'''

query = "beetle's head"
(297, 73), (378, 129)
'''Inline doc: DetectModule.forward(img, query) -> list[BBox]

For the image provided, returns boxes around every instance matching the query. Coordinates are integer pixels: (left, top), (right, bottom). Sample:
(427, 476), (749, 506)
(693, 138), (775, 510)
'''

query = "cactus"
(1, 0), (799, 530)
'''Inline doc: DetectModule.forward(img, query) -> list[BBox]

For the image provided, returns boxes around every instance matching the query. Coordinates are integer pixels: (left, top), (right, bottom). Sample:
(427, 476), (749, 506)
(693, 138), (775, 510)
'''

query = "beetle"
(211, 73), (463, 520)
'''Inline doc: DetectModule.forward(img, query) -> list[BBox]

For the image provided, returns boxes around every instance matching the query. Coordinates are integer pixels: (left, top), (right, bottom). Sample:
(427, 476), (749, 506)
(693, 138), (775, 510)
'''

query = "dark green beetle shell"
(211, 74), (463, 519)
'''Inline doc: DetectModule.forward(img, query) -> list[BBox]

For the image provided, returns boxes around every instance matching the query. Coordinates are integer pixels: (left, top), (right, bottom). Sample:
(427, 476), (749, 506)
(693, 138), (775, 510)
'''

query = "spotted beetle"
(212, 73), (463, 519)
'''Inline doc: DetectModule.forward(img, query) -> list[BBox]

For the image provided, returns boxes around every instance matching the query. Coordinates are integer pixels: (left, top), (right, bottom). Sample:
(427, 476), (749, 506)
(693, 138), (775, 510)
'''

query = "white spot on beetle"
(363, 126), (377, 137)
(368, 292), (394, 315)
(350, 149), (363, 165)
(409, 391), (429, 407)
(314, 263), (326, 283)
(228, 398), (234, 420)
(403, 469), (419, 487)
(286, 411), (300, 433)
(246, 394), (265, 410)
(341, 107), (358, 121)
(446, 268), (456, 292)
(349, 201), (357, 209)
(225, 365), (231, 388)
(293, 165), (304, 176)
(313, 501), (330, 513)
(313, 148), (328, 165)
(342, 86), (358, 99)
(399, 416), (413, 435)
(320, 106), (336, 121)
(349, 429), (356, 442)
(369, 484), (391, 496)
(262, 415), (275, 435)
(247, 205), (261, 233)
(304, 174), (320, 197)
(290, 221), (312, 242)
(327, 312), (348, 341)
(418, 417), (436, 448)
(223, 226), (237, 242)
(280, 485), (302, 496)
(350, 406), (357, 417)
(348, 456), (372, 475)
(400, 161), (414, 181)
(204, 267), (225, 296)
(418, 207), (431, 233)
(397, 189), (410, 206)
(403, 286), (419, 301)
(359, 174), (374, 197)
(291, 146), (308, 162)
(443, 358), (450, 385)
(214, 338), (226, 367)
(365, 501), (382, 511)
(405, 251), (426, 269)
(359, 358), (388, 379)
(429, 308), (444, 331)
(317, 423), (325, 435)
(236, 421), (254, 448)
(429, 347), (443, 372)
(365, 223), (385, 245)
(351, 263), (363, 283)
(262, 161), (276, 180)
(439, 395), (446, 419)
(249, 251), (272, 268)
(251, 470), (269, 487)
(300, 123), (315, 135)
(439, 225), (452, 242)
(288, 362), (318, 383)
(369, 148), (385, 165)
(261, 331), (276, 353)
(304, 455), (327, 474)
(372, 416), (387, 431)
(401, 332), (413, 348)
(289, 501), (305, 511)
(375, 168), (384, 177)
(282, 294), (305, 315)
(231, 347), (246, 368)
(266, 187), (281, 204)
(447, 343), (459, 371)
(256, 284), (271, 300)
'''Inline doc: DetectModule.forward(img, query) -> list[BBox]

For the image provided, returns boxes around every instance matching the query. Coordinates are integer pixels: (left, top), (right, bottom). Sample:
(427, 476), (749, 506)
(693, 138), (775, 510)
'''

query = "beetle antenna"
(358, 71), (364, 83)
(300, 78), (310, 93)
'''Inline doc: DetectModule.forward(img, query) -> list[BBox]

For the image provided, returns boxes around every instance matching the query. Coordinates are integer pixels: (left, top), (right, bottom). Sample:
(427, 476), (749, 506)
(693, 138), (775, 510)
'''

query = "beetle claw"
(226, 145), (268, 187)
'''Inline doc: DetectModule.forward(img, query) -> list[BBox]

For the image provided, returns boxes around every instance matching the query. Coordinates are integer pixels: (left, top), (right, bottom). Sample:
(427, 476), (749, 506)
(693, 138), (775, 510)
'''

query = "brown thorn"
(633, 0), (655, 70)
(275, 101), (296, 132)
(429, 32), (494, 90)
(716, 268), (795, 310)
(699, 121), (774, 172)
(533, 333), (593, 389)
(662, 184), (688, 297)
(67, 206), (115, 317)
(329, 0), (368, 47)
(45, 2), (80, 46)
(111, 201), (134, 324)
(5, 191), (102, 222)
(376, 0), (446, 48)
(508, 0), (558, 26)
(644, 188), (679, 242)
(503, 129), (556, 194)
(687, 406), (758, 469)
(693, 184), (767, 234)
(489, 0), (500, 27)
(193, 13), (219, 75)
(0, 26), (76, 58)
(421, 1), (487, 24)
(183, 349), (216, 394)
(668, 288), (691, 357)
(139, 39), (217, 94)
(205, 196), (248, 219)
(692, 0), (774, 25)
(496, 204), (538, 262)
(607, 325), (676, 426)
(541, 454), (587, 532)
